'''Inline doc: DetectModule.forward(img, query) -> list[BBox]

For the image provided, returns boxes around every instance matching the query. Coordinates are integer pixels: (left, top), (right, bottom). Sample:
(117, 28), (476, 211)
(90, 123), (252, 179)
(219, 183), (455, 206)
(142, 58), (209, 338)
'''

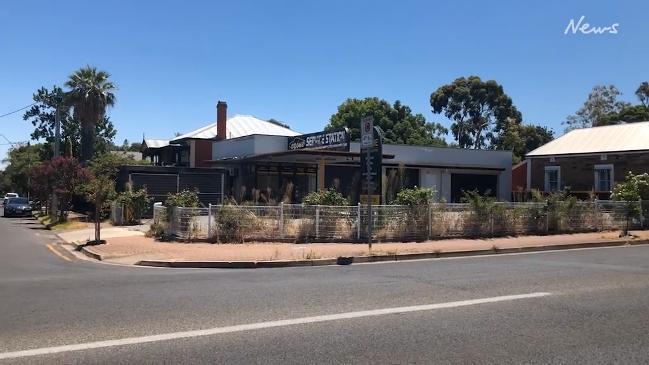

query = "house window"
(544, 166), (560, 192)
(594, 164), (614, 192)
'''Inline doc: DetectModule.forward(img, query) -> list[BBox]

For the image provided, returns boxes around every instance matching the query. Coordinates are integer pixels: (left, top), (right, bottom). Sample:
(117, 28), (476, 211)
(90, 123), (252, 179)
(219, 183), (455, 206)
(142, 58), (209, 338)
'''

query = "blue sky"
(1, 0), (647, 164)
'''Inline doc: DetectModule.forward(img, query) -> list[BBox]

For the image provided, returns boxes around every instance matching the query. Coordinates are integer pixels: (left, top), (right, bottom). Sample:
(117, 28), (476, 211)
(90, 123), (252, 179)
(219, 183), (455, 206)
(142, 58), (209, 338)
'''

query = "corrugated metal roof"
(171, 115), (300, 142)
(143, 139), (170, 148)
(527, 121), (649, 157)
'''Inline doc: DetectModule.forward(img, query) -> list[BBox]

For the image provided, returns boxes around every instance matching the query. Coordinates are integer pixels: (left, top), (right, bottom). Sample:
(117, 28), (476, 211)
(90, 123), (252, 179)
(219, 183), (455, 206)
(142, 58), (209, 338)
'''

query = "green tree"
(47, 157), (90, 220)
(88, 152), (145, 182)
(494, 123), (554, 163)
(636, 81), (649, 108)
(65, 66), (117, 163)
(602, 105), (649, 124)
(430, 76), (522, 149)
(565, 85), (630, 131)
(1, 144), (43, 196)
(23, 86), (116, 159)
(326, 97), (448, 146)
(82, 175), (115, 243)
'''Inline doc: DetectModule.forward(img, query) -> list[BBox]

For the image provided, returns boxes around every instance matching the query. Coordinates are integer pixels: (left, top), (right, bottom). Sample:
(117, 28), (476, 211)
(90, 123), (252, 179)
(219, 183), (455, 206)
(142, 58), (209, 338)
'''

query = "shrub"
(389, 187), (436, 240)
(214, 198), (259, 243)
(302, 188), (349, 206)
(115, 187), (150, 225)
(612, 172), (649, 233)
(146, 222), (166, 239)
(461, 190), (505, 236)
(165, 189), (200, 208)
(546, 191), (577, 232)
(391, 187), (436, 206)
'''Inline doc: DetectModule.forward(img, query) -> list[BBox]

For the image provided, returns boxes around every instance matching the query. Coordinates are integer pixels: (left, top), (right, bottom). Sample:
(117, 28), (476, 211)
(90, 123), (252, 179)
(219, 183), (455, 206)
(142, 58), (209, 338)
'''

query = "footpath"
(54, 227), (649, 268)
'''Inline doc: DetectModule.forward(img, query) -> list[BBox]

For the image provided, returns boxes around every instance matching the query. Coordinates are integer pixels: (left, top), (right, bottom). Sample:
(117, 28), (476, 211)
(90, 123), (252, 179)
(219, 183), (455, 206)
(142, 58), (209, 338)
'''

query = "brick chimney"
(217, 101), (227, 140)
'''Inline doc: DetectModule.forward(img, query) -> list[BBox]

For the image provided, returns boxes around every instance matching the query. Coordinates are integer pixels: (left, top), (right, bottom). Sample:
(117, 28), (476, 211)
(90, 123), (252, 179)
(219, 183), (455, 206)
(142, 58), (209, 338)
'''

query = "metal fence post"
(490, 215), (494, 235)
(639, 199), (644, 229)
(207, 203), (212, 239)
(279, 203), (284, 238)
(315, 205), (320, 239)
(357, 203), (361, 240)
(427, 204), (432, 240)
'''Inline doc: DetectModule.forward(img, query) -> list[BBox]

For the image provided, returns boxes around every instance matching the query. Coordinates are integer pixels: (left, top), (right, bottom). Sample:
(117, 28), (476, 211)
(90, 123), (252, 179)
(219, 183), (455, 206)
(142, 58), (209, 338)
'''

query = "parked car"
(3, 193), (19, 206)
(3, 197), (32, 217)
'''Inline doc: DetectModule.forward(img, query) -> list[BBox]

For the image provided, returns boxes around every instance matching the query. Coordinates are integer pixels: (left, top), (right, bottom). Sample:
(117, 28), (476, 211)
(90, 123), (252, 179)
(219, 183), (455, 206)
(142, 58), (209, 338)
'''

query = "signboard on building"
(360, 123), (383, 205)
(287, 129), (350, 151)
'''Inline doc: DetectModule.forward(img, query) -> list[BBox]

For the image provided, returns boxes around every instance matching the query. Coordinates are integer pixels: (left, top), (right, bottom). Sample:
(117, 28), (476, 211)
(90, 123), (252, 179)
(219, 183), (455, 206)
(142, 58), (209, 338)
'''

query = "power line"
(0, 103), (36, 118)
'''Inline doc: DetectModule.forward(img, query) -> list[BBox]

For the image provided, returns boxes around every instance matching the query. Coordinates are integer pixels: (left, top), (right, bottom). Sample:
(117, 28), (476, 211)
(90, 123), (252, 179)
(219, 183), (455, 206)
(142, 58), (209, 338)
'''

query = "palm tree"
(65, 66), (116, 163)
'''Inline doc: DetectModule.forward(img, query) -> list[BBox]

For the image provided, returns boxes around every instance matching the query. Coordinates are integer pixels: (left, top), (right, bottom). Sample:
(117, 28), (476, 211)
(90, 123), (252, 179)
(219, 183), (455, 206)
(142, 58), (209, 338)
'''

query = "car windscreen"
(8, 198), (29, 205)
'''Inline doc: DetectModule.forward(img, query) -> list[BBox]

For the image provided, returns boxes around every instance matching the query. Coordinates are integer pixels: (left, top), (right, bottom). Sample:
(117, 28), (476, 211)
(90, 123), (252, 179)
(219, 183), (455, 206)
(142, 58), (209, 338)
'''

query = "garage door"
(450, 174), (498, 202)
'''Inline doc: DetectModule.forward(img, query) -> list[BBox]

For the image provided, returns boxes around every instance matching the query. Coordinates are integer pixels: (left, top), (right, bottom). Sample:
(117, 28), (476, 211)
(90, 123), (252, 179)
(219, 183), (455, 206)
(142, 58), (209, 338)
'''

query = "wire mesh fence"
(153, 200), (648, 242)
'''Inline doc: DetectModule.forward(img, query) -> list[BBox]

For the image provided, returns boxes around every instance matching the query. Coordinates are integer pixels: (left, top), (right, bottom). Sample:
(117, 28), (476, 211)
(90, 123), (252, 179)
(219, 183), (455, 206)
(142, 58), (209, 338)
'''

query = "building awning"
(206, 149), (396, 164)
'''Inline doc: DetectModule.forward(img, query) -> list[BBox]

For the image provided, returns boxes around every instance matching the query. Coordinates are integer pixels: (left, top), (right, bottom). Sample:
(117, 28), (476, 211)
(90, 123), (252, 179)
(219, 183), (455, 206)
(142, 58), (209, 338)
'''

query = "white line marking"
(0, 292), (551, 360)
(349, 243), (649, 267)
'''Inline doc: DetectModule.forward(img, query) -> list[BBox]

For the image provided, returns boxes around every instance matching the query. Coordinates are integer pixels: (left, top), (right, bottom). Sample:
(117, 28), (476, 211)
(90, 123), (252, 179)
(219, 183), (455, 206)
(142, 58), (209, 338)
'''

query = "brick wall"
(512, 161), (527, 192)
(193, 140), (213, 168)
(529, 152), (649, 193)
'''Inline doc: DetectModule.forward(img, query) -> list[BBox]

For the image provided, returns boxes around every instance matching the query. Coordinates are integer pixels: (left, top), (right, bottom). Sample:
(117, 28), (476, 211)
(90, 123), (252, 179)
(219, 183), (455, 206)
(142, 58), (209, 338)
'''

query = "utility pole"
(27, 142), (31, 200)
(54, 99), (61, 158)
(51, 97), (61, 218)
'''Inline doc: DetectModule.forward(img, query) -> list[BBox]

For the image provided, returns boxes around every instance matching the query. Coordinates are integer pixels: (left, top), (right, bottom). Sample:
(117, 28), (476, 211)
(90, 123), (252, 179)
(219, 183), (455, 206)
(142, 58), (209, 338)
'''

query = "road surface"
(1, 212), (648, 364)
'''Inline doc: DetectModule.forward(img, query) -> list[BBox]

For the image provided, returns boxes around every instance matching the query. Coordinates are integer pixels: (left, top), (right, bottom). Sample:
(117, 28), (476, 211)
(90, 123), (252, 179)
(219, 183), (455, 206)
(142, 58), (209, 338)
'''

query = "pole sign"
(287, 129), (350, 151)
(360, 119), (382, 205)
(361, 117), (373, 148)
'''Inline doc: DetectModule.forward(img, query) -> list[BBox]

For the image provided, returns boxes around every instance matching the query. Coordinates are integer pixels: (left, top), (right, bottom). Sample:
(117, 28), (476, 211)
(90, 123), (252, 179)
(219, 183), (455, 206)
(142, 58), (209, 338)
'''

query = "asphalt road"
(1, 211), (649, 364)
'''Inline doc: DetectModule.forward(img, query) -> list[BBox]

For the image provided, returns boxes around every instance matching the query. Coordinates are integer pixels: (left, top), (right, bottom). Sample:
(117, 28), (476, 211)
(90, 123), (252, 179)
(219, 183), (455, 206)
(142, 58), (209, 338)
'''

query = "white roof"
(143, 139), (170, 148)
(527, 121), (649, 157)
(171, 115), (300, 142)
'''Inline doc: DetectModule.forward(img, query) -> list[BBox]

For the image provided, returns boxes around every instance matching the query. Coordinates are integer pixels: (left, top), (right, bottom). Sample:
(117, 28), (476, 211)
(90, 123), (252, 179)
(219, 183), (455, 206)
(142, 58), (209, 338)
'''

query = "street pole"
(27, 142), (31, 200)
(51, 100), (61, 219)
(54, 102), (61, 158)
(366, 146), (372, 250)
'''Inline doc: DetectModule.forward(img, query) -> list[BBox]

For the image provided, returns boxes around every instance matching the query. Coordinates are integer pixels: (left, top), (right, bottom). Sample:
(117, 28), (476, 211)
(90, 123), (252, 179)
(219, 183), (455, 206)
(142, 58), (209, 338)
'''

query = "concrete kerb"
(132, 238), (649, 269)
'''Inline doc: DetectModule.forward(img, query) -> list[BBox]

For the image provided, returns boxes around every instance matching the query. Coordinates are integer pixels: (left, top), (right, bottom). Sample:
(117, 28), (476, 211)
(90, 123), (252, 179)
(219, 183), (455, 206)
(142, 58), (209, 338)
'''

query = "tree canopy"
(1, 144), (43, 196)
(65, 66), (117, 162)
(636, 82), (649, 108)
(494, 124), (555, 163)
(325, 97), (448, 146)
(23, 86), (116, 159)
(430, 76), (522, 149)
(565, 85), (630, 131)
(565, 83), (649, 131)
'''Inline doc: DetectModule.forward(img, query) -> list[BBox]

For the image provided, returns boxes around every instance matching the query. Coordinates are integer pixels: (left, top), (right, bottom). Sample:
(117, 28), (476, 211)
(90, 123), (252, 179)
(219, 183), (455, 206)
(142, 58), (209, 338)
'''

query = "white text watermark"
(564, 16), (619, 35)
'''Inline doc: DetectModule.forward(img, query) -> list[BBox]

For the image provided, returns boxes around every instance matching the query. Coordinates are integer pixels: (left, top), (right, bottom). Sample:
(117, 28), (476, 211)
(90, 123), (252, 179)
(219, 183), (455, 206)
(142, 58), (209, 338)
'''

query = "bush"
(546, 191), (577, 232)
(612, 172), (649, 201)
(462, 190), (505, 236)
(302, 188), (349, 206)
(392, 187), (436, 206)
(165, 189), (200, 208)
(146, 222), (166, 239)
(214, 198), (259, 243)
(612, 172), (649, 232)
(115, 187), (150, 225)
